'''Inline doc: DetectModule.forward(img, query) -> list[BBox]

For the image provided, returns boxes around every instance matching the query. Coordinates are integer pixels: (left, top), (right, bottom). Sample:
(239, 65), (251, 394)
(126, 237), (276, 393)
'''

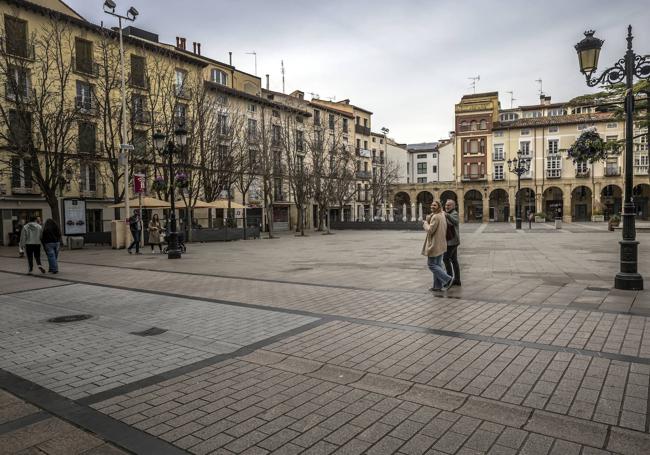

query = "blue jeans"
(128, 230), (141, 253)
(427, 254), (452, 289)
(44, 242), (60, 272)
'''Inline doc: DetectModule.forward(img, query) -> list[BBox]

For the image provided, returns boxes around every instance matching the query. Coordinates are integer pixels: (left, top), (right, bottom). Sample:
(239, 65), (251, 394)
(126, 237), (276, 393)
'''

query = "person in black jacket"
(42, 219), (62, 274)
(127, 210), (142, 254)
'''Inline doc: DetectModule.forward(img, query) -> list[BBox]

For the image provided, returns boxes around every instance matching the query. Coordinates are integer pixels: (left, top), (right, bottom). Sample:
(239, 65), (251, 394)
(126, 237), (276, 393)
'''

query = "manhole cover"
(47, 314), (93, 323)
(586, 286), (610, 292)
(131, 327), (168, 337)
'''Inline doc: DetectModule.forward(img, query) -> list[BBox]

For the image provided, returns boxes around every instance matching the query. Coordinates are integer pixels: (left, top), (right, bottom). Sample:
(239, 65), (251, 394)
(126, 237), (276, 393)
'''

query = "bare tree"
(0, 16), (81, 226)
(368, 159), (401, 220)
(280, 114), (311, 235)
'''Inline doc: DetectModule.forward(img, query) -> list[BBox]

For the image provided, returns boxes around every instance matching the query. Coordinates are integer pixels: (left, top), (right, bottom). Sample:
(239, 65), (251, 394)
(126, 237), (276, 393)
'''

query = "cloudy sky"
(67, 0), (649, 144)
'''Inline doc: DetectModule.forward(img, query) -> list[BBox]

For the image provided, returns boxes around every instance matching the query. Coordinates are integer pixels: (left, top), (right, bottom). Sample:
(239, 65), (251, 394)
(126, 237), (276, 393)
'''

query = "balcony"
(635, 166), (649, 175)
(77, 139), (102, 155)
(0, 36), (35, 60)
(576, 169), (591, 178)
(72, 58), (99, 78)
(128, 73), (149, 90)
(605, 166), (621, 176)
(461, 174), (486, 181)
(175, 86), (192, 100)
(11, 185), (39, 195)
(356, 170), (372, 180)
(356, 148), (371, 158)
(132, 110), (152, 124)
(546, 169), (561, 178)
(4, 83), (31, 102)
(76, 96), (97, 115)
(355, 124), (371, 136)
(492, 154), (505, 161)
(492, 173), (504, 181)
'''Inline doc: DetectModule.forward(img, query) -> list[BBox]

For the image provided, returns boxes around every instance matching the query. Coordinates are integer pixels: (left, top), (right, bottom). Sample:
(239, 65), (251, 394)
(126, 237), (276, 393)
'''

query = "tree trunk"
(45, 193), (61, 227)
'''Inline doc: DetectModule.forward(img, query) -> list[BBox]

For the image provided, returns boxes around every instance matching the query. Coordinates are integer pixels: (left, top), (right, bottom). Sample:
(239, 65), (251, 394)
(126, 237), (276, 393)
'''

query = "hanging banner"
(133, 173), (146, 194)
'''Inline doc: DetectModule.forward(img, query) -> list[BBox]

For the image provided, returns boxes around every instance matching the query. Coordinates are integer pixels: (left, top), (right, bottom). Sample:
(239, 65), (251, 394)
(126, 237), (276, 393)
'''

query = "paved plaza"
(1, 223), (650, 454)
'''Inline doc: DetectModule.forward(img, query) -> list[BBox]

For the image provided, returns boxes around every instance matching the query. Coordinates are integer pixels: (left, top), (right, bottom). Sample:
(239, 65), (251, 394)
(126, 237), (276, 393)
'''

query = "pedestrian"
(14, 219), (25, 257)
(19, 216), (45, 274)
(443, 199), (461, 287)
(42, 218), (62, 274)
(148, 213), (163, 253)
(127, 209), (142, 254)
(422, 201), (453, 292)
(528, 211), (534, 229)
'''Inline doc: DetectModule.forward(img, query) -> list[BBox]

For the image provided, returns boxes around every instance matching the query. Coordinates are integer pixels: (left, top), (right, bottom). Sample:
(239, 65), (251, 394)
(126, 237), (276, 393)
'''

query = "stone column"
(482, 191), (490, 223)
(389, 203), (394, 222)
(411, 203), (416, 222)
(370, 204), (375, 221)
(458, 189), (465, 223)
(402, 203), (407, 222)
(563, 188), (572, 223)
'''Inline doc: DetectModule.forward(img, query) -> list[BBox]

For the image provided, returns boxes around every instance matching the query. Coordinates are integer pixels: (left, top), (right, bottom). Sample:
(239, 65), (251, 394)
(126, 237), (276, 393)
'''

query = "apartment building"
(406, 141), (454, 184)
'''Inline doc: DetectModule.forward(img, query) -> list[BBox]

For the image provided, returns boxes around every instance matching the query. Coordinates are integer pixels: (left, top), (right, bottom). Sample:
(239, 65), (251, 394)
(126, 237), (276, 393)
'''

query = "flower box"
(591, 215), (605, 222)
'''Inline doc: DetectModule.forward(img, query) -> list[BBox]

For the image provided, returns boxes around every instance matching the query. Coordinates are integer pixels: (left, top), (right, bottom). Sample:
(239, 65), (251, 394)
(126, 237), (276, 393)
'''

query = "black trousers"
(444, 244), (460, 284)
(128, 230), (141, 253)
(25, 244), (42, 271)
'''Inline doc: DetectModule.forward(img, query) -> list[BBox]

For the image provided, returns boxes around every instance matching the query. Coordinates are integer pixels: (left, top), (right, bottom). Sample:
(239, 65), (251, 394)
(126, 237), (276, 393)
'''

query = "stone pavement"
(0, 225), (649, 454)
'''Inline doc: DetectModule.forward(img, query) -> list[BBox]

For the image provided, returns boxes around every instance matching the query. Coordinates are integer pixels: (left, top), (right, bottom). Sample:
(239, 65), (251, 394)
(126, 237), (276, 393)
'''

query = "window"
(131, 94), (147, 123)
(76, 81), (93, 111)
(546, 154), (561, 177)
(175, 69), (187, 96)
(380, 139), (383, 144)
(295, 115), (303, 123)
(342, 118), (348, 133)
(363, 118), (368, 128)
(499, 113), (519, 122)
(216, 94), (228, 105)
(470, 120), (477, 131)
(363, 140), (368, 149)
(372, 137), (376, 143)
(248, 103), (257, 113)
(577, 124), (588, 131)
(469, 163), (479, 178)
(548, 139), (559, 154)
(470, 140), (479, 154)
(247, 118), (257, 140)
(493, 144), (504, 160)
(78, 122), (96, 154)
(479, 119), (487, 130)
(432, 153), (437, 159)
(521, 129), (530, 136)
(6, 65), (30, 100)
(416, 154), (427, 159)
(79, 163), (97, 192)
(272, 125), (281, 146)
(313, 109), (320, 125)
(520, 141), (531, 156)
(417, 177), (427, 183)
(132, 130), (147, 157)
(576, 161), (588, 174)
(296, 130), (304, 152)
(549, 126), (559, 133)
(524, 111), (542, 118)
(606, 135), (618, 142)
(4, 16), (29, 58)
(494, 130), (504, 137)
(432, 165), (438, 173)
(548, 108), (565, 117)
(460, 120), (469, 131)
(11, 157), (32, 188)
(329, 113), (335, 130)
(607, 122), (618, 129)
(218, 113), (228, 135)
(130, 55), (146, 88)
(8, 110), (32, 148)
(417, 163), (427, 174)
(74, 38), (94, 75)
(174, 104), (187, 126)
(493, 163), (504, 180)
(211, 68), (227, 85)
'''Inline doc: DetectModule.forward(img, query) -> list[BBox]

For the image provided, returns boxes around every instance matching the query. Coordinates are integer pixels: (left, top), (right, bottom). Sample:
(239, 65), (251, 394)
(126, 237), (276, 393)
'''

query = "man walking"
(127, 209), (142, 254)
(443, 199), (461, 286)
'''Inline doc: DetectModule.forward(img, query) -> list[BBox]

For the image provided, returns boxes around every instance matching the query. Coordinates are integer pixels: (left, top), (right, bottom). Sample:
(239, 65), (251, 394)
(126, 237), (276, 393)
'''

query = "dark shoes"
(127, 249), (132, 254)
(429, 287), (441, 292)
(38, 266), (46, 274)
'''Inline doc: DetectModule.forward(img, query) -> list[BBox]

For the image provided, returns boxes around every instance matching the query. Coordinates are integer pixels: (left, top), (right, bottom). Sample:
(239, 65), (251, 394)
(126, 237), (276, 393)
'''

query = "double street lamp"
(507, 150), (531, 230)
(153, 126), (187, 259)
(574, 26), (649, 290)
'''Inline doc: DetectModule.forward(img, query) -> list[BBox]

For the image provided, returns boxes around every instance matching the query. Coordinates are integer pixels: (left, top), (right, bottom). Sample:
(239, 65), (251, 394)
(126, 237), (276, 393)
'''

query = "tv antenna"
(281, 60), (285, 93)
(535, 78), (543, 96)
(308, 92), (320, 100)
(325, 95), (336, 102)
(506, 91), (517, 108)
(468, 75), (480, 93)
(245, 51), (257, 76)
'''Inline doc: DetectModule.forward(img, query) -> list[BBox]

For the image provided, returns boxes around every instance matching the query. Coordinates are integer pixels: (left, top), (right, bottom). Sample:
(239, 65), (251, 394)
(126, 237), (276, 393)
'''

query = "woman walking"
(42, 219), (62, 274)
(148, 213), (163, 253)
(422, 201), (453, 291)
(19, 216), (45, 274)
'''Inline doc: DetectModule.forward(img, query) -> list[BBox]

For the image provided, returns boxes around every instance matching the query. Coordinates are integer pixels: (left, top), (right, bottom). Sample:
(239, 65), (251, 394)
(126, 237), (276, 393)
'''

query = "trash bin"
(555, 219), (562, 229)
(68, 236), (84, 249)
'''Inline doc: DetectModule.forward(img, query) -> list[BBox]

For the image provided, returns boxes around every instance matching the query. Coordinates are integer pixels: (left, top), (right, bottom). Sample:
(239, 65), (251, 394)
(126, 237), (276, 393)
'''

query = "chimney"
(197, 43), (201, 55)
(178, 37), (186, 50)
(192, 42), (196, 54)
(540, 94), (551, 105)
(176, 36), (180, 47)
(229, 51), (232, 66)
(265, 74), (269, 90)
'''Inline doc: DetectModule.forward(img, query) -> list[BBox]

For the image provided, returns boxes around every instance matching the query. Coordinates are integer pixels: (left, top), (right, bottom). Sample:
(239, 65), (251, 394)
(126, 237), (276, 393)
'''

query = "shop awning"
(108, 197), (171, 208)
(208, 199), (246, 209)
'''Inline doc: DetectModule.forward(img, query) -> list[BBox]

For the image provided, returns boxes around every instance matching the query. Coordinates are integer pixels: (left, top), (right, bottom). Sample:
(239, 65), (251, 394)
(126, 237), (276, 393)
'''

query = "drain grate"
(586, 286), (610, 292)
(130, 327), (168, 337)
(48, 314), (93, 323)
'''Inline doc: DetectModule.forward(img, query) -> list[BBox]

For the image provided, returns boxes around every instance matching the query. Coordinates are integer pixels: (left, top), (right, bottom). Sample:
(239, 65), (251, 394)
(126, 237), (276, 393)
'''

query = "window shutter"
(11, 158), (21, 187)
(80, 164), (87, 192)
(89, 165), (96, 192)
(23, 159), (32, 187)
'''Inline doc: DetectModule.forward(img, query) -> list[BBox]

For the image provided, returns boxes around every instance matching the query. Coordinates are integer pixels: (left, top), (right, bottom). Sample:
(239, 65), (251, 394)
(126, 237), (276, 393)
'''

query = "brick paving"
(0, 227), (650, 454)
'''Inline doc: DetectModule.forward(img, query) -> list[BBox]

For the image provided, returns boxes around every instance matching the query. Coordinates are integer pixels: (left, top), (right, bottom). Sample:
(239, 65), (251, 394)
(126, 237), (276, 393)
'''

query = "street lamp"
(153, 125), (187, 259)
(104, 1), (138, 252)
(380, 127), (389, 221)
(575, 26), (649, 290)
(507, 150), (531, 230)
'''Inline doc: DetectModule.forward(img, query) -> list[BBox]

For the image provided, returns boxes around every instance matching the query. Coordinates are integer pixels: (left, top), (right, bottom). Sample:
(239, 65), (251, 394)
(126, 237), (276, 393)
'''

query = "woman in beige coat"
(148, 214), (163, 253)
(422, 201), (454, 291)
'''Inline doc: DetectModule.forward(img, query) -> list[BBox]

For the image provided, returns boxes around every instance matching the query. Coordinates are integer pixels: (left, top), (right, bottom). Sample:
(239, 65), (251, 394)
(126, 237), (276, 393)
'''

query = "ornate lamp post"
(575, 26), (649, 290)
(507, 150), (531, 230)
(153, 126), (187, 259)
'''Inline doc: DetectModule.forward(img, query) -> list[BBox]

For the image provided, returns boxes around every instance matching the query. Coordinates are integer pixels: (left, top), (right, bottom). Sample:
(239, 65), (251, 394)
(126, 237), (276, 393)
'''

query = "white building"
(406, 140), (455, 184)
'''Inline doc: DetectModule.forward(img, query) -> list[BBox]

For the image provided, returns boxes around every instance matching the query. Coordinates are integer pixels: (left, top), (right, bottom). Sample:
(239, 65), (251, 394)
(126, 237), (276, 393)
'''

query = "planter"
(591, 215), (605, 222)
(535, 216), (545, 223)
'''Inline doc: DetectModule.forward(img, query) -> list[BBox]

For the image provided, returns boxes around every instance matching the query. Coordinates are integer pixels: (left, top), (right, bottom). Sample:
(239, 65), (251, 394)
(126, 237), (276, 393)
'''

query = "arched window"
(460, 120), (469, 131)
(470, 120), (477, 131)
(211, 69), (228, 85)
(479, 119), (487, 130)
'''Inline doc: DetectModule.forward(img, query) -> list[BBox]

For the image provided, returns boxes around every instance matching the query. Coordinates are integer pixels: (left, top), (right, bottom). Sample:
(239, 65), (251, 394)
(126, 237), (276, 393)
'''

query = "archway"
(464, 189), (483, 223)
(440, 190), (457, 206)
(393, 192), (411, 221)
(489, 189), (509, 222)
(543, 186), (563, 220)
(633, 184), (650, 220)
(601, 184), (622, 220)
(516, 188), (536, 221)
(571, 186), (592, 221)
(416, 191), (434, 217)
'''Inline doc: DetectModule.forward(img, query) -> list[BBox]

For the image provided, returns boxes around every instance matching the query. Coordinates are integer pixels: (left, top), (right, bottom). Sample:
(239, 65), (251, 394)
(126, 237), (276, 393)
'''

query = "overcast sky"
(67, 0), (650, 144)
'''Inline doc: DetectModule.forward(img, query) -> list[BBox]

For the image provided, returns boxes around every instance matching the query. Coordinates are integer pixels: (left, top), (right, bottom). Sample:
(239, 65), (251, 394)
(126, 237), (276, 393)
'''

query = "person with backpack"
(422, 201), (453, 292)
(443, 199), (461, 287)
(19, 216), (45, 274)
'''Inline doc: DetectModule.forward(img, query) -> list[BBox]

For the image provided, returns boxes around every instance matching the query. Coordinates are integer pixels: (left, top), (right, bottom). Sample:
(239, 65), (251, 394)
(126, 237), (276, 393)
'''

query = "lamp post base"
(166, 231), (182, 259)
(615, 272), (643, 290)
(515, 218), (522, 229)
(167, 249), (182, 259)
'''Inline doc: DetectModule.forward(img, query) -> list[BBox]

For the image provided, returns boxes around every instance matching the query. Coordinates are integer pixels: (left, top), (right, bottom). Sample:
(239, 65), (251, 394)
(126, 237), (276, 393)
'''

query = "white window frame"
(548, 126), (559, 133)
(607, 122), (618, 129)
(493, 163), (504, 180)
(546, 155), (561, 178)
(493, 144), (504, 161)
(521, 128), (530, 136)
(211, 68), (228, 85)
(548, 139), (559, 154)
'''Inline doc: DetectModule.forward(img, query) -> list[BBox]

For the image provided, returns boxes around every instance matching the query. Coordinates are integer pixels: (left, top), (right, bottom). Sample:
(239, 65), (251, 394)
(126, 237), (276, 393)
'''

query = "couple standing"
(422, 199), (461, 292)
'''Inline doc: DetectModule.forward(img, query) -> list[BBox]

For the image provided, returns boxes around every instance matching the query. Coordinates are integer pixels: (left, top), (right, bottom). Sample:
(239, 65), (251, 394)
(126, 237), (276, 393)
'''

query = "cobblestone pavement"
(1, 226), (650, 454)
